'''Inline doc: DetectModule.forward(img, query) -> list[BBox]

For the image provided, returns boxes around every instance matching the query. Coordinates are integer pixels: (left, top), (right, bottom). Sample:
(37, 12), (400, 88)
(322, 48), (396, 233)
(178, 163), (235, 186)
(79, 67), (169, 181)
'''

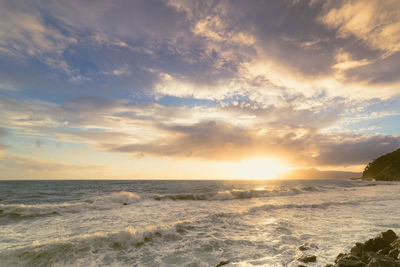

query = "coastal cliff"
(362, 149), (400, 181)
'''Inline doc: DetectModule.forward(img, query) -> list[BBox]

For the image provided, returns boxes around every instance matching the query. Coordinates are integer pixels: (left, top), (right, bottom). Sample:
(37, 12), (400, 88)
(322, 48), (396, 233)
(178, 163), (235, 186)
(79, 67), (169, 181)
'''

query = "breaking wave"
(0, 221), (194, 267)
(153, 186), (320, 201)
(247, 200), (361, 214)
(0, 191), (140, 219)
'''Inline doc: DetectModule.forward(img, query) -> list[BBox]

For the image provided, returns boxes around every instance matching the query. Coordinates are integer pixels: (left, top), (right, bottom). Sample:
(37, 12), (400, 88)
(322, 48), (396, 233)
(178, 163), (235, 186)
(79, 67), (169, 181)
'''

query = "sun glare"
(232, 158), (291, 180)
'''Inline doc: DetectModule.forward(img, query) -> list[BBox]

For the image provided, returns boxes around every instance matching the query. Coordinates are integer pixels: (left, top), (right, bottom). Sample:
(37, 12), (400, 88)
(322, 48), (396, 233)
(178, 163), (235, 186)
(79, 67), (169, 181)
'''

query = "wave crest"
(0, 222), (192, 267)
(0, 191), (141, 219)
(153, 187), (315, 201)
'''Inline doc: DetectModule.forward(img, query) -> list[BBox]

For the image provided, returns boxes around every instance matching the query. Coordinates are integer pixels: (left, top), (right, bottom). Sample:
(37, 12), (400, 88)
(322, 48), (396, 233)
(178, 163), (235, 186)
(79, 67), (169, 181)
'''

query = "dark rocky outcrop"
(327, 230), (400, 267)
(362, 149), (400, 181)
(298, 254), (317, 263)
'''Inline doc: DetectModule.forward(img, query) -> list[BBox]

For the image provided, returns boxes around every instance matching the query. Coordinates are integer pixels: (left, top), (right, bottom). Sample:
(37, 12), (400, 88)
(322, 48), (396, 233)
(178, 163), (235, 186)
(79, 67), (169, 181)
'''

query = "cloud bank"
(0, 0), (399, 178)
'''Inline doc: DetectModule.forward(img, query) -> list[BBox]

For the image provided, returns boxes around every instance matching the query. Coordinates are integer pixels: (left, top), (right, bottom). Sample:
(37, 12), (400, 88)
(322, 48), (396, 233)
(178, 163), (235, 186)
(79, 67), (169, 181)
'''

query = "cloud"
(1, 93), (399, 169)
(331, 49), (372, 71)
(0, 127), (8, 156)
(319, 0), (400, 57)
(0, 4), (77, 73)
(110, 120), (400, 167)
(0, 155), (108, 179)
(0, 0), (399, 177)
(0, 127), (7, 137)
(103, 66), (131, 76)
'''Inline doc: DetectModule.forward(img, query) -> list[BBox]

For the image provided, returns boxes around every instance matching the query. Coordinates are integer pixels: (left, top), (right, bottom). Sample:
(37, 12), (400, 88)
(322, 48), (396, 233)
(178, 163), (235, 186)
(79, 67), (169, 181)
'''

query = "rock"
(351, 243), (365, 257)
(364, 237), (387, 252)
(381, 230), (397, 244)
(298, 254), (316, 263)
(336, 253), (345, 263)
(216, 260), (230, 267)
(388, 248), (399, 259)
(365, 254), (398, 267)
(391, 239), (400, 249)
(327, 230), (400, 266)
(299, 244), (309, 251)
(336, 258), (365, 267)
(377, 247), (391, 255)
(324, 264), (335, 267)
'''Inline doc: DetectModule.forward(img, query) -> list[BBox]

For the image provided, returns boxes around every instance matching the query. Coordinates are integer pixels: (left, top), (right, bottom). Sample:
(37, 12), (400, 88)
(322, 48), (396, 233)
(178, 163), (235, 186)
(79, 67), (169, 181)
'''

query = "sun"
(232, 158), (291, 180)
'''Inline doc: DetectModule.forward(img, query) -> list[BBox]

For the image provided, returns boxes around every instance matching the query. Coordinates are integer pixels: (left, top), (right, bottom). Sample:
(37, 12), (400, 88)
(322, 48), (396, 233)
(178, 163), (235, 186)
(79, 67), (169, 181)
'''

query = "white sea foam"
(153, 186), (321, 202)
(2, 180), (400, 266)
(0, 222), (192, 267)
(211, 191), (235, 200)
(0, 191), (141, 219)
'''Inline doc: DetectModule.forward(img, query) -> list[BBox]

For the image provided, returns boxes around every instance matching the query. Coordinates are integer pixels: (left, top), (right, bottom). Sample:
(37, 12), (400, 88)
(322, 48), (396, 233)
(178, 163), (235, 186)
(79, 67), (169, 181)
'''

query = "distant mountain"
(362, 148), (400, 181)
(278, 168), (361, 180)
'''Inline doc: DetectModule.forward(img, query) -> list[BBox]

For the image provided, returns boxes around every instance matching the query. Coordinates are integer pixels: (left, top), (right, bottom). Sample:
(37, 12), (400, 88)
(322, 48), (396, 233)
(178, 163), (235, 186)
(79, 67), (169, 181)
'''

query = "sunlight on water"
(1, 180), (400, 266)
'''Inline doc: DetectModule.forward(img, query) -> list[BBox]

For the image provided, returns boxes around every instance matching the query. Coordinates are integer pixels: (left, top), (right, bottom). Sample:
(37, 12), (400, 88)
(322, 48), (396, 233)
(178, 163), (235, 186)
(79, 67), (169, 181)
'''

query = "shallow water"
(1, 179), (400, 266)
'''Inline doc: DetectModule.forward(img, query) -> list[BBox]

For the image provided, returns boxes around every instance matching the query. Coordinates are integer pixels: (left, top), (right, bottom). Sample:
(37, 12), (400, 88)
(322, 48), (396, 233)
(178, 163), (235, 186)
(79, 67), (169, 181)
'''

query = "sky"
(0, 0), (399, 179)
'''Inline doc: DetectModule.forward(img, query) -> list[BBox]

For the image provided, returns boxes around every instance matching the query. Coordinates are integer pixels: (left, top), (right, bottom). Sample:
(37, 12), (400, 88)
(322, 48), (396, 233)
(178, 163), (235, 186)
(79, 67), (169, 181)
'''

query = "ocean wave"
(0, 222), (192, 267)
(247, 200), (360, 214)
(153, 187), (318, 201)
(0, 191), (141, 219)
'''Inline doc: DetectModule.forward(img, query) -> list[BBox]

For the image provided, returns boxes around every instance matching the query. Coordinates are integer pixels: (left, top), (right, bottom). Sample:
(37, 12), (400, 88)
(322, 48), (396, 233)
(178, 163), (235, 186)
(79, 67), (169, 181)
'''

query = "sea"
(1, 179), (400, 267)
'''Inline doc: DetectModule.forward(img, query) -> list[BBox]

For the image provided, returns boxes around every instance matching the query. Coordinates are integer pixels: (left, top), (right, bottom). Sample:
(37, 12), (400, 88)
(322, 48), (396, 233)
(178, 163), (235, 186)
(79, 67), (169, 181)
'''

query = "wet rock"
(365, 254), (398, 267)
(336, 258), (365, 267)
(351, 243), (365, 257)
(364, 237), (387, 252)
(299, 244), (309, 251)
(298, 254), (317, 263)
(377, 247), (391, 255)
(327, 230), (400, 266)
(388, 248), (399, 259)
(381, 230), (397, 244)
(216, 260), (230, 267)
(391, 239), (400, 249)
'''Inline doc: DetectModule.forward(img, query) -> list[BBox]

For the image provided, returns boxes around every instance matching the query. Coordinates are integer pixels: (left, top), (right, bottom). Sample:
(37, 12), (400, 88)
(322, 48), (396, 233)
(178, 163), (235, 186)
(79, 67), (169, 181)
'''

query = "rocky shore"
(297, 230), (400, 267)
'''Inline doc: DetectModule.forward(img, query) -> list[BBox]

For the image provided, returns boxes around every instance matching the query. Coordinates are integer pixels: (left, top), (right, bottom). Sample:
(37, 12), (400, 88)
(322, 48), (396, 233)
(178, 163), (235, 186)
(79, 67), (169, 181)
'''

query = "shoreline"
(296, 230), (400, 267)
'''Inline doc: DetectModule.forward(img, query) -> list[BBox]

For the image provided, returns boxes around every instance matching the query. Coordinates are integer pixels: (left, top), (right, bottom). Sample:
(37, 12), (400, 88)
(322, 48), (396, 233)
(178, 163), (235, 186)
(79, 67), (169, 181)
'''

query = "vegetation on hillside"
(362, 148), (400, 181)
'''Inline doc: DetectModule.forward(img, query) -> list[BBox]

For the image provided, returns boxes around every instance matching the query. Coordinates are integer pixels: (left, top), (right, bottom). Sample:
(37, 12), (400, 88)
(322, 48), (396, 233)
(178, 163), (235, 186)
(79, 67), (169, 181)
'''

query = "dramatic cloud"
(319, 0), (400, 57)
(0, 0), (399, 178)
(111, 120), (400, 167)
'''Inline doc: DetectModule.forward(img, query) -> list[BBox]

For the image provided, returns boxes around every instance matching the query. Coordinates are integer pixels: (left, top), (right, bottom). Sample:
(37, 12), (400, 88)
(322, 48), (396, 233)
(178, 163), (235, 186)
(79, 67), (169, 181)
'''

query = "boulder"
(365, 253), (398, 267)
(377, 247), (391, 255)
(327, 230), (400, 266)
(391, 239), (400, 249)
(350, 243), (365, 257)
(298, 254), (317, 263)
(336, 258), (365, 267)
(388, 248), (399, 259)
(381, 230), (397, 244)
(364, 237), (387, 252)
(299, 244), (309, 251)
